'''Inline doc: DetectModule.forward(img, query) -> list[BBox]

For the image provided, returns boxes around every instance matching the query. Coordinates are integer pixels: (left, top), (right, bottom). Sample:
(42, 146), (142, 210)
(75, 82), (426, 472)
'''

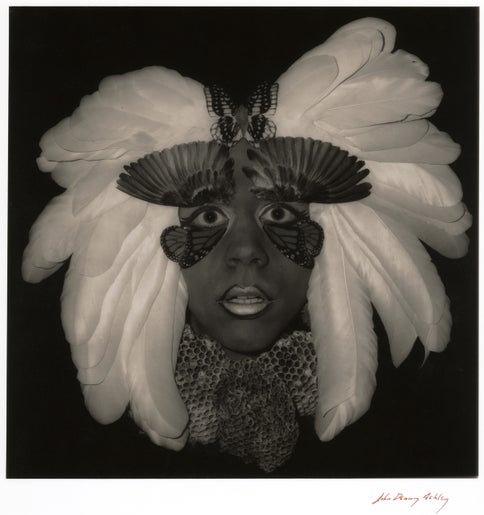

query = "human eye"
(259, 203), (305, 225)
(180, 206), (229, 228)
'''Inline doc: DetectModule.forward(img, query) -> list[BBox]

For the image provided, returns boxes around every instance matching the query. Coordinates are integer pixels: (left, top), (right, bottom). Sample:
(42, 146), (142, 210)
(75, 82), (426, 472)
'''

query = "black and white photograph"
(5, 3), (480, 512)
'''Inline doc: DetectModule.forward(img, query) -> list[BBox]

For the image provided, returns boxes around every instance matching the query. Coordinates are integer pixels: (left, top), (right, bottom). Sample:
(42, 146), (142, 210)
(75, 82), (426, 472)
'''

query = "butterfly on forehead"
(204, 81), (278, 146)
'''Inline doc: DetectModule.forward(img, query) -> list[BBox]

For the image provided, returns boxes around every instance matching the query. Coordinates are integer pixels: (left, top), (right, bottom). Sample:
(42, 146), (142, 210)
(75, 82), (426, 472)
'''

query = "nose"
(224, 216), (269, 268)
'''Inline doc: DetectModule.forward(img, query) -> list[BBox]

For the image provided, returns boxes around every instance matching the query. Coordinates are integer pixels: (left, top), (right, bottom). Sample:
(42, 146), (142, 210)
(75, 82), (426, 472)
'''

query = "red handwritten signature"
(372, 492), (449, 513)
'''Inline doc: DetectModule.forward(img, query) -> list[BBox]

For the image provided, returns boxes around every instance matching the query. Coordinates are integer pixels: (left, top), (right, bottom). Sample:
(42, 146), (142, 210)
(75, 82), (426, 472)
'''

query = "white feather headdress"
(22, 18), (471, 448)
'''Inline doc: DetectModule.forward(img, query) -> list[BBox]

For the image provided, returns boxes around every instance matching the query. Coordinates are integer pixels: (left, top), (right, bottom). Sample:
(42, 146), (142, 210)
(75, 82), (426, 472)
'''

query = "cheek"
(181, 254), (223, 318)
(181, 266), (213, 311)
(181, 263), (211, 291)
(179, 235), (314, 355)
(272, 260), (312, 312)
(181, 245), (313, 314)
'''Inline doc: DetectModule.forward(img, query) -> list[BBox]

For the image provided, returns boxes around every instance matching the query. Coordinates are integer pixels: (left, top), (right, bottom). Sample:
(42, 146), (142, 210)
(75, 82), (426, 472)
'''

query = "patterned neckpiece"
(175, 325), (318, 472)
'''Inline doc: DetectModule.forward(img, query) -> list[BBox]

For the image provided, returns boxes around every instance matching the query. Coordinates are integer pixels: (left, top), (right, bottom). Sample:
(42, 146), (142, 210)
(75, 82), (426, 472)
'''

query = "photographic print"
(7, 6), (478, 482)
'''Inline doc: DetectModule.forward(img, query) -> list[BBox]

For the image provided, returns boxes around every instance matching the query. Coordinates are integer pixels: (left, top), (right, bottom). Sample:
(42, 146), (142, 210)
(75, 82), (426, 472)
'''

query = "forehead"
(229, 139), (253, 169)
(180, 140), (265, 208)
(180, 149), (262, 216)
(229, 141), (260, 198)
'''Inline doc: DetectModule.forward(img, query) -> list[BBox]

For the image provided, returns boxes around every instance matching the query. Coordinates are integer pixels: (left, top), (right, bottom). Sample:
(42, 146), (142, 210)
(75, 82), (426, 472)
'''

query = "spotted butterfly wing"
(247, 81), (278, 116)
(247, 82), (278, 142)
(263, 218), (323, 268)
(204, 85), (241, 145)
(204, 82), (278, 145)
(161, 224), (228, 268)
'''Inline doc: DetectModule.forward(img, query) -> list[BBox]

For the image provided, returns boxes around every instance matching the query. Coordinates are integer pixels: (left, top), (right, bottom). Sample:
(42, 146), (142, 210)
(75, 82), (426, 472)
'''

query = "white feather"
(301, 17), (395, 83)
(96, 77), (160, 121)
(330, 202), (451, 355)
(40, 127), (126, 164)
(365, 195), (472, 244)
(62, 205), (177, 347)
(69, 234), (158, 374)
(276, 18), (395, 124)
(309, 65), (441, 129)
(308, 204), (377, 441)
(49, 160), (94, 189)
(127, 261), (189, 441)
(369, 186), (466, 223)
(348, 123), (461, 164)
(367, 161), (464, 207)
(71, 197), (148, 277)
(70, 104), (161, 142)
(81, 363), (129, 424)
(276, 56), (339, 117)
(53, 117), (118, 152)
(346, 119), (432, 151)
(351, 49), (429, 80)
(22, 192), (79, 283)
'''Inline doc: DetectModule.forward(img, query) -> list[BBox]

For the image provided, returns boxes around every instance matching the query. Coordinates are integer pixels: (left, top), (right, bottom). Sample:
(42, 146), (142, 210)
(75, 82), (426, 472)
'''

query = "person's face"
(179, 142), (315, 358)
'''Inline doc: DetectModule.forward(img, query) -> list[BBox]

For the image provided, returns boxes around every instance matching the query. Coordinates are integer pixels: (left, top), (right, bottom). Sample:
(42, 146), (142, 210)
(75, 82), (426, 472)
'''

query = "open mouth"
(218, 285), (273, 319)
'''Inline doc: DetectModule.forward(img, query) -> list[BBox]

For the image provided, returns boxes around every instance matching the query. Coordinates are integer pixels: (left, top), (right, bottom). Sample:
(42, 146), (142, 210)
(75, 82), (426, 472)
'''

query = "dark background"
(8, 7), (478, 478)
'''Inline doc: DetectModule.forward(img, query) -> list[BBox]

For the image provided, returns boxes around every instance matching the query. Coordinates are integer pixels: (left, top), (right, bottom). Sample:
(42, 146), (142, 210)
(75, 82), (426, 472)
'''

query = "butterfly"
(160, 223), (228, 268)
(262, 218), (324, 268)
(204, 81), (278, 145)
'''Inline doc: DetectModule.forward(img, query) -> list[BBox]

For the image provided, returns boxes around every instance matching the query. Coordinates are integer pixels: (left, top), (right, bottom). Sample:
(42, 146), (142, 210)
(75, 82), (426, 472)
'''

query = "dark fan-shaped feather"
(118, 141), (234, 206)
(243, 137), (371, 203)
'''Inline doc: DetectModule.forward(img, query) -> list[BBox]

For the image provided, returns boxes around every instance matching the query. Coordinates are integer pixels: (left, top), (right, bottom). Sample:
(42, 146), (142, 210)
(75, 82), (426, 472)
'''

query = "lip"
(218, 285), (274, 319)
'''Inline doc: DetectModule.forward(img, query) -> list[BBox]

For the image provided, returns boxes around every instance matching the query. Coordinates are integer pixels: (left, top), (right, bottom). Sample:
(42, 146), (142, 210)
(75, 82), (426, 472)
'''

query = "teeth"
(222, 297), (269, 316)
(227, 296), (264, 305)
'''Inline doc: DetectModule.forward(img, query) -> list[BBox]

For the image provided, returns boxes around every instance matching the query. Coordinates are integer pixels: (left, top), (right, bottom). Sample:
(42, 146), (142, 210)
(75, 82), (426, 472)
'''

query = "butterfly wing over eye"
(299, 219), (324, 257)
(263, 219), (323, 268)
(161, 224), (228, 268)
(160, 226), (189, 264)
(190, 225), (227, 254)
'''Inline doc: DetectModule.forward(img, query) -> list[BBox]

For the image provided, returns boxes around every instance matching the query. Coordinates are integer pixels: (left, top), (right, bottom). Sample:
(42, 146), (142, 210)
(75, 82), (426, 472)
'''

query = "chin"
(220, 338), (274, 358)
(189, 308), (304, 357)
(215, 321), (286, 357)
